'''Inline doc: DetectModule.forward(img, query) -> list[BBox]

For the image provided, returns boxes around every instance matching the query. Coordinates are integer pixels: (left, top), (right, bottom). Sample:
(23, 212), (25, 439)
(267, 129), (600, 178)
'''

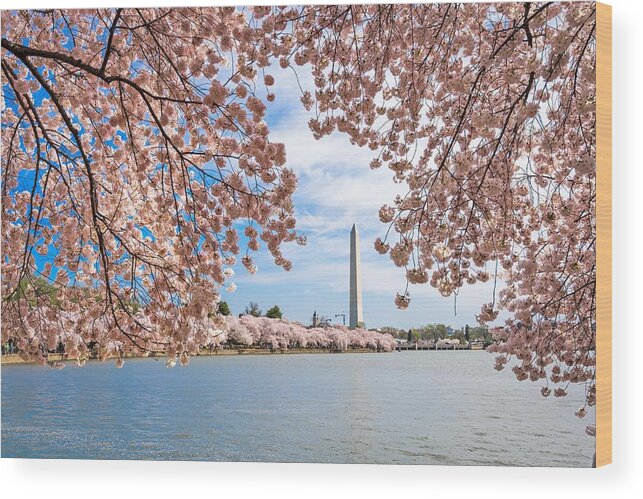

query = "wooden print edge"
(596, 1), (612, 468)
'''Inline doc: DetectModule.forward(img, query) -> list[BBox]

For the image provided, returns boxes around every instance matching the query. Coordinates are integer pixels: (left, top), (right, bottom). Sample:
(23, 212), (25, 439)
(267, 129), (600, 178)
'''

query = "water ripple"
(1, 352), (594, 466)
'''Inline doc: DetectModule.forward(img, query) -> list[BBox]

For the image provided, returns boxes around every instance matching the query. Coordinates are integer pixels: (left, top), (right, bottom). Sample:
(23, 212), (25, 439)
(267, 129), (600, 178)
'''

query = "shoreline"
(0, 348), (388, 365)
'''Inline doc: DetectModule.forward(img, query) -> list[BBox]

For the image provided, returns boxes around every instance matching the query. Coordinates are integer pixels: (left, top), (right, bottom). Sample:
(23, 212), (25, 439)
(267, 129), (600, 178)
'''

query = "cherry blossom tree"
(217, 315), (395, 354)
(1, 7), (304, 365)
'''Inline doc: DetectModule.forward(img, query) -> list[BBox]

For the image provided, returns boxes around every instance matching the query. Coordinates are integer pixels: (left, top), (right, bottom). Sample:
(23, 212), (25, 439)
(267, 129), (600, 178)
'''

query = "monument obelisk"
(349, 224), (363, 329)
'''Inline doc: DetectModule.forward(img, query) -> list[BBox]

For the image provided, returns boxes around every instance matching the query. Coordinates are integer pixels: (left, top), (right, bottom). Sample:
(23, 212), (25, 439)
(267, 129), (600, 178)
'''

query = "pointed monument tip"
(351, 223), (357, 232)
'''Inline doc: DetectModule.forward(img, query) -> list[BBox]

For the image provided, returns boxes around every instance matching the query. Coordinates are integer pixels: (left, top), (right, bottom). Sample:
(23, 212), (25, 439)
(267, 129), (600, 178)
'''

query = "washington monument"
(349, 224), (364, 329)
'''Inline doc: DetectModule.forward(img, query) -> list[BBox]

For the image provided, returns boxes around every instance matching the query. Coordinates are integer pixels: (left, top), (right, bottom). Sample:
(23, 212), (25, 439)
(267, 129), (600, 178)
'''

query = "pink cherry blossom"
(1, 7), (304, 367)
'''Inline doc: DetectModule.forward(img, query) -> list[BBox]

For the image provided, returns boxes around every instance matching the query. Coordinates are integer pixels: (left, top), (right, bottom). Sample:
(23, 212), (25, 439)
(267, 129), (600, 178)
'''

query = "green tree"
(380, 326), (400, 338)
(265, 305), (282, 319)
(472, 326), (491, 342)
(9, 276), (60, 307)
(218, 301), (231, 316)
(244, 302), (262, 317)
(421, 324), (445, 342)
(453, 330), (466, 342)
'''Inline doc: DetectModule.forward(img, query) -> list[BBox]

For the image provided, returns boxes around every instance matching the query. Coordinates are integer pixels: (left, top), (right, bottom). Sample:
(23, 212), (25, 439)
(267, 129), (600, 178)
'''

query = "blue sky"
(222, 66), (504, 330)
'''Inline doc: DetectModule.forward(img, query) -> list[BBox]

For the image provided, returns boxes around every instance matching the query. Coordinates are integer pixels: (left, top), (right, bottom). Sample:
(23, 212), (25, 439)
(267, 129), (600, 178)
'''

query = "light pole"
(335, 313), (346, 326)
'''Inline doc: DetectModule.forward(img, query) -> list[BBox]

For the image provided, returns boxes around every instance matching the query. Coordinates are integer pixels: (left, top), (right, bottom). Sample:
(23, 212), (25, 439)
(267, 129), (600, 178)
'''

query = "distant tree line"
(380, 324), (492, 344)
(216, 301), (283, 320)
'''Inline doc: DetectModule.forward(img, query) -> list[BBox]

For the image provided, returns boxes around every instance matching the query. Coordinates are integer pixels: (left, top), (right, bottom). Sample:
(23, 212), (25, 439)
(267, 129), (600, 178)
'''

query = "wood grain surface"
(596, 1), (612, 468)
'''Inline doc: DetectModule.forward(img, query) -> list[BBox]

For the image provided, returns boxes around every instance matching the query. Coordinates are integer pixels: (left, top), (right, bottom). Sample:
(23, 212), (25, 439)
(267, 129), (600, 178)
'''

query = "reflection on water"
(1, 351), (594, 466)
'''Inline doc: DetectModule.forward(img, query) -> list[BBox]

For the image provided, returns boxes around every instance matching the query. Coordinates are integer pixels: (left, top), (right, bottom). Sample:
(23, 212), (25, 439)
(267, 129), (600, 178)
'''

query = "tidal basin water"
(1, 351), (594, 466)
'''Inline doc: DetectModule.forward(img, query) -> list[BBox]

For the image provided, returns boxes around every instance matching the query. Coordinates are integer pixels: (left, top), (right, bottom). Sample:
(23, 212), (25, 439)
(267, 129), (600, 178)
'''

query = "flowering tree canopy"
(2, 4), (596, 430)
(2, 7), (304, 363)
(223, 315), (396, 354)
